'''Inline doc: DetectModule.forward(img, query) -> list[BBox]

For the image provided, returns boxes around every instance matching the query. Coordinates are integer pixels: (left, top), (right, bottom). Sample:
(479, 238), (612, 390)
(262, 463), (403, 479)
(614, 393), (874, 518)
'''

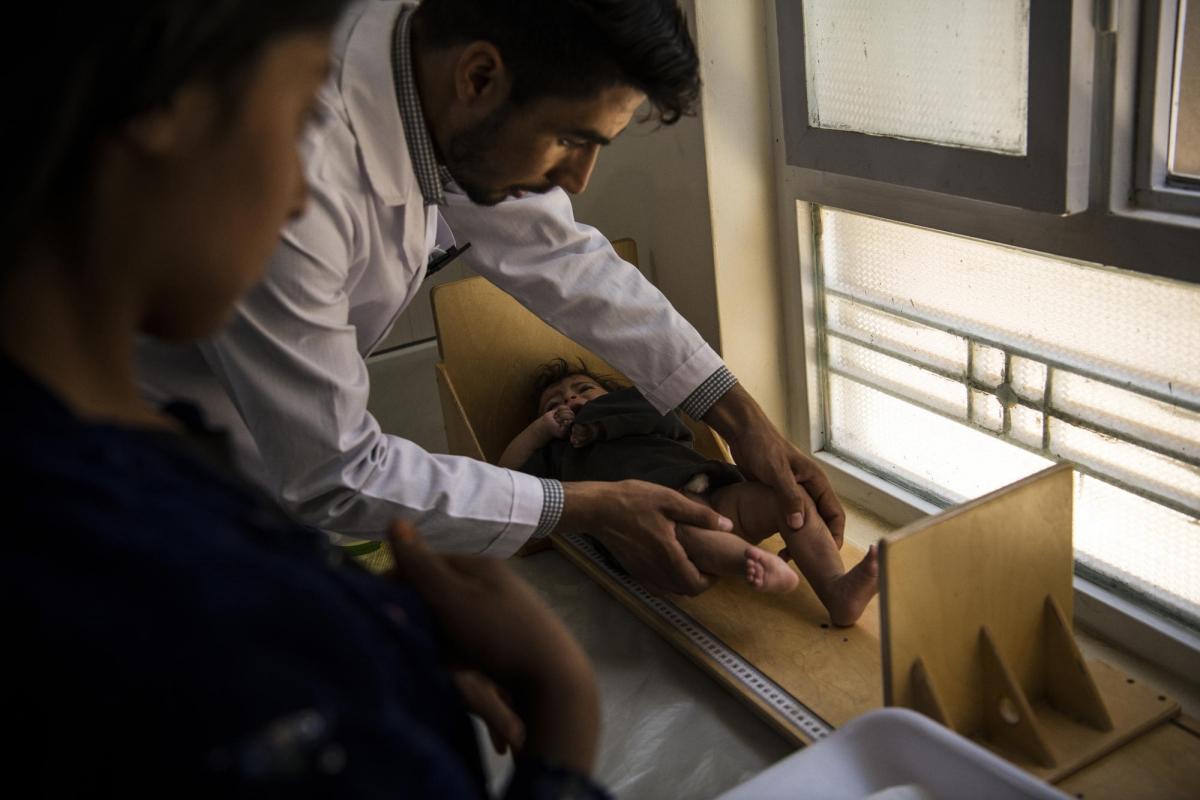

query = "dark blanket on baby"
(520, 387), (743, 490)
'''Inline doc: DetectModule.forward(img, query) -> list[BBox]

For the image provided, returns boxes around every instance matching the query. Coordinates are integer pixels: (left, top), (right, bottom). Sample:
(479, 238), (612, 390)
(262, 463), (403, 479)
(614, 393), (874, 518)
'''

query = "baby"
(499, 359), (878, 625)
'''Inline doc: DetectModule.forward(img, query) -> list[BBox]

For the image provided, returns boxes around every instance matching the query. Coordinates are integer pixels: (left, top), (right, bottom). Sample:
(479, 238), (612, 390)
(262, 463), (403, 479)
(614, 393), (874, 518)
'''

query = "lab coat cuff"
(640, 346), (729, 416)
(480, 470), (553, 557)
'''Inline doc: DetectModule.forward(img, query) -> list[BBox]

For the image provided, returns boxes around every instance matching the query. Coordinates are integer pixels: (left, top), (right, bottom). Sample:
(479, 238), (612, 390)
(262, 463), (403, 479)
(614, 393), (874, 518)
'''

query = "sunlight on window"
(802, 0), (1030, 154)
(814, 206), (1200, 626)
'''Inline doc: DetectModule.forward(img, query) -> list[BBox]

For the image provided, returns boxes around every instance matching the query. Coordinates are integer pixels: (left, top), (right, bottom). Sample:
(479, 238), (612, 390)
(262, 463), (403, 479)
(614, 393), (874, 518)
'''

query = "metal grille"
(814, 207), (1200, 628)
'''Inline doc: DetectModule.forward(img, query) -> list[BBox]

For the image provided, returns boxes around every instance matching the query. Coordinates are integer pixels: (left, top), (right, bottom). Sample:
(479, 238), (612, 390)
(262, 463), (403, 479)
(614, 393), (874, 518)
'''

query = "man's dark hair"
(413, 0), (701, 124)
(532, 357), (624, 414)
(2, 0), (349, 267)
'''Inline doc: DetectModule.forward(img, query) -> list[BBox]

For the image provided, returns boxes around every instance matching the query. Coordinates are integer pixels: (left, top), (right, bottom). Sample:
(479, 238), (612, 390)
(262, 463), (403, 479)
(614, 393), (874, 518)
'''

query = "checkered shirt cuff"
(531, 478), (565, 540)
(678, 366), (738, 420)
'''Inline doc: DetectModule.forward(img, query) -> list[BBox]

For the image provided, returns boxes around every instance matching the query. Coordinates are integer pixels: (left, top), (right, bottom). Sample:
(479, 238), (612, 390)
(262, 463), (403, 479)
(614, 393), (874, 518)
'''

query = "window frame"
(774, 0), (1094, 213)
(768, 0), (1200, 670)
(1133, 0), (1200, 213)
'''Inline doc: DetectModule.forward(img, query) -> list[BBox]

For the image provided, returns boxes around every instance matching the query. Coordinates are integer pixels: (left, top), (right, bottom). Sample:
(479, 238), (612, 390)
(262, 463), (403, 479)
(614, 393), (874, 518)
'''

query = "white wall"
(571, 0), (788, 427)
(695, 0), (786, 426)
(570, 1), (722, 351)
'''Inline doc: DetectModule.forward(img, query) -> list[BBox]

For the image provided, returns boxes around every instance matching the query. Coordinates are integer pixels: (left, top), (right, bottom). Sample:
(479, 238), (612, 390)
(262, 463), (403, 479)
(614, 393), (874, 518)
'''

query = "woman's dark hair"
(413, 0), (701, 125)
(2, 0), (348, 266)
(532, 357), (624, 414)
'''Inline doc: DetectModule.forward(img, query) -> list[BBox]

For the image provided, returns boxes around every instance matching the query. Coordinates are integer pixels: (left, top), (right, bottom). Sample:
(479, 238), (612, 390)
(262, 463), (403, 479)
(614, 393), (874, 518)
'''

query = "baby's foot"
(744, 546), (799, 593)
(825, 545), (879, 627)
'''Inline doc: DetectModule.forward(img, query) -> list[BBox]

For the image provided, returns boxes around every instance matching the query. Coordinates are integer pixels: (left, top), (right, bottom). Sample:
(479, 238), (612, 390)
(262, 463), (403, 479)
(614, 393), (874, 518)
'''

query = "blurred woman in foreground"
(1, 3), (604, 797)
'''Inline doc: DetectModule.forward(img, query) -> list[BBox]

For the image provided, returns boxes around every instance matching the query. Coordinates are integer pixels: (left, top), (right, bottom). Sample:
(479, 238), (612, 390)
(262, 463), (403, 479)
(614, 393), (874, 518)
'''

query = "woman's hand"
(387, 522), (599, 773)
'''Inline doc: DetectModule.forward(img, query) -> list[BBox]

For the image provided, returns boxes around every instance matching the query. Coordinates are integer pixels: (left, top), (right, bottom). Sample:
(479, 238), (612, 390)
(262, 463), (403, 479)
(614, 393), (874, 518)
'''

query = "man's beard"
(444, 104), (515, 206)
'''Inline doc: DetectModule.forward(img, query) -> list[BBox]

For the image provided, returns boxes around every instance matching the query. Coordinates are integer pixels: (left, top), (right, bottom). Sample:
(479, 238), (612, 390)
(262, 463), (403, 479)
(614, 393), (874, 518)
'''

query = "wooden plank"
(429, 260), (1191, 790)
(432, 276), (613, 463)
(435, 363), (486, 462)
(910, 657), (953, 727)
(552, 534), (813, 747)
(1056, 720), (1200, 800)
(1018, 661), (1179, 783)
(672, 534), (883, 729)
(979, 625), (1058, 768)
(1043, 596), (1113, 732)
(555, 530), (884, 735)
(1175, 714), (1200, 738)
(609, 237), (638, 266)
(879, 464), (1179, 781)
(880, 465), (1076, 734)
(431, 273), (730, 465)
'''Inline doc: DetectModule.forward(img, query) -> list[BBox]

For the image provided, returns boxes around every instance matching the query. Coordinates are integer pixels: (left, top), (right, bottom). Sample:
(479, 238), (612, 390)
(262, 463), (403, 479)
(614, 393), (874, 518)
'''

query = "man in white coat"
(140, 0), (845, 596)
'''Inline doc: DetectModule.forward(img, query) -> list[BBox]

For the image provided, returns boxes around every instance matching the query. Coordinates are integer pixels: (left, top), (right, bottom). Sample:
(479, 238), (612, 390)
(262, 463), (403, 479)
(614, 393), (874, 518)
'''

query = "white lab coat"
(138, 0), (725, 555)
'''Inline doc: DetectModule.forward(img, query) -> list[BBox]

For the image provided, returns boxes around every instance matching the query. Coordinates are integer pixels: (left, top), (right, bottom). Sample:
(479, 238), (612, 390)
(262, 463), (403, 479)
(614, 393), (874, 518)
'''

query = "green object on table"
(338, 539), (383, 558)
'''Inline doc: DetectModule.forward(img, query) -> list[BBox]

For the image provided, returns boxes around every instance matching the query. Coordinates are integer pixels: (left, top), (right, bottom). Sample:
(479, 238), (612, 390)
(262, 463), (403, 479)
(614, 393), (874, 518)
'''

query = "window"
(814, 207), (1200, 628)
(771, 0), (1200, 647)
(1134, 0), (1200, 212)
(776, 0), (1093, 212)
(1169, 0), (1199, 182)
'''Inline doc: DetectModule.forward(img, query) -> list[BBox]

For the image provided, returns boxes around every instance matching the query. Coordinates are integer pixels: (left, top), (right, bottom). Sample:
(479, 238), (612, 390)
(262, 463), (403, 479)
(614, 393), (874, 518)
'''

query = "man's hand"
(557, 480), (732, 596)
(703, 384), (846, 548)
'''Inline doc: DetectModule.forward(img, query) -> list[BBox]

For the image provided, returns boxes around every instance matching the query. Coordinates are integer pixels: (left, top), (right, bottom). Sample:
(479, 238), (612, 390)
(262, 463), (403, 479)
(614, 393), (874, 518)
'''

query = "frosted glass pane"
(971, 389), (1004, 433)
(1054, 372), (1200, 461)
(971, 343), (1005, 388)
(802, 0), (1029, 154)
(820, 208), (1200, 404)
(1049, 419), (1200, 512)
(1012, 404), (1045, 449)
(1076, 477), (1200, 620)
(828, 375), (1052, 503)
(816, 205), (1200, 626)
(1011, 356), (1047, 403)
(825, 297), (966, 376)
(828, 337), (966, 417)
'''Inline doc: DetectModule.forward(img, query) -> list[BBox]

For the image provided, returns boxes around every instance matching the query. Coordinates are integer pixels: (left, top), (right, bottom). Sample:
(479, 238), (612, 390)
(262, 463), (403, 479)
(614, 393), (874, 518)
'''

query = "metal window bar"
(819, 290), (1200, 522)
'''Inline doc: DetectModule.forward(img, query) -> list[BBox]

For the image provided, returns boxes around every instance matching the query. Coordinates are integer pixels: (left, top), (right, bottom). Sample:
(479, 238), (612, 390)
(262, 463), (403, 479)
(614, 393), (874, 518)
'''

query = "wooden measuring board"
(552, 530), (883, 745)
(880, 465), (1180, 783)
(429, 267), (1196, 795)
(1057, 719), (1200, 799)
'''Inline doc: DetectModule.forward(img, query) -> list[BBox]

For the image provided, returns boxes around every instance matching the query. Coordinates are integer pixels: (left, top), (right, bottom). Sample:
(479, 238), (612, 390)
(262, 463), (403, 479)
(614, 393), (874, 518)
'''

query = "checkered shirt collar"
(391, 6), (451, 207)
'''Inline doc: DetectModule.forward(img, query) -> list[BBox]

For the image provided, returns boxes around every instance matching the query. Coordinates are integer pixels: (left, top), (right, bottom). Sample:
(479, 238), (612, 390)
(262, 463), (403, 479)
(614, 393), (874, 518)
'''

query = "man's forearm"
(701, 382), (767, 444)
(554, 481), (602, 534)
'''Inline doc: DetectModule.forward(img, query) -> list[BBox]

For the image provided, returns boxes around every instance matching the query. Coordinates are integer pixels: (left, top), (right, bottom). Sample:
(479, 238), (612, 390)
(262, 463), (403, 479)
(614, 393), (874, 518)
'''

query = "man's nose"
(549, 146), (600, 195)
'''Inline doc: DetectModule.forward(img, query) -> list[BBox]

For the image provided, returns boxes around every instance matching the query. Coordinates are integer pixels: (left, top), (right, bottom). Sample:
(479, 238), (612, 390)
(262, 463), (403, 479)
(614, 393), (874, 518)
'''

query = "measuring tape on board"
(560, 531), (834, 743)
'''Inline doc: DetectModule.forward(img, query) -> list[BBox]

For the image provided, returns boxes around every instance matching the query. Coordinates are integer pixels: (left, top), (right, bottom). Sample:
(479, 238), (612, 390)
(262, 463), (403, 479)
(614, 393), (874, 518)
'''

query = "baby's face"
(539, 374), (609, 415)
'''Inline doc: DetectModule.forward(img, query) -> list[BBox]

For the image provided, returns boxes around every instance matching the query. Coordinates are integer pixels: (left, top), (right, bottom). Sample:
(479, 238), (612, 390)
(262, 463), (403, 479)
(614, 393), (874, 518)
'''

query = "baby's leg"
(675, 524), (798, 594)
(710, 481), (878, 626)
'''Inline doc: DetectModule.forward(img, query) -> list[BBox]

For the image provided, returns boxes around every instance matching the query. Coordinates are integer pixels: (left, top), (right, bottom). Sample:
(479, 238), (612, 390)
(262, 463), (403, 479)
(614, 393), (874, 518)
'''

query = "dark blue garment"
(0, 358), (606, 799)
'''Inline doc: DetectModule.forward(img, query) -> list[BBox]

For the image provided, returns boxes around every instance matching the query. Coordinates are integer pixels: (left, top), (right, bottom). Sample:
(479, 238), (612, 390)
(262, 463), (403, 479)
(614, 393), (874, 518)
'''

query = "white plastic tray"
(717, 708), (1071, 800)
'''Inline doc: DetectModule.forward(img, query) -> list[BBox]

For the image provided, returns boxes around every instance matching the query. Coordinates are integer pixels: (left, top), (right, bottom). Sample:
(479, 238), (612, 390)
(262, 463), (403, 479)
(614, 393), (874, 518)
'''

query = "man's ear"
(453, 42), (510, 110)
(121, 85), (219, 156)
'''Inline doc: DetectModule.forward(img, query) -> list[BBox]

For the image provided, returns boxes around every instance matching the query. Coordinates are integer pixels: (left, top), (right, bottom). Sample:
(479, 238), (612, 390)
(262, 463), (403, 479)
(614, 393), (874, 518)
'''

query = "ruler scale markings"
(561, 532), (834, 741)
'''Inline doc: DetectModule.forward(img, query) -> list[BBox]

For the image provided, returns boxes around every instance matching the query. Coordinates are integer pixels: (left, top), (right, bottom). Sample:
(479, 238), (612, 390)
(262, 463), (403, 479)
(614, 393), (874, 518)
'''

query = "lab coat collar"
(340, 0), (420, 207)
